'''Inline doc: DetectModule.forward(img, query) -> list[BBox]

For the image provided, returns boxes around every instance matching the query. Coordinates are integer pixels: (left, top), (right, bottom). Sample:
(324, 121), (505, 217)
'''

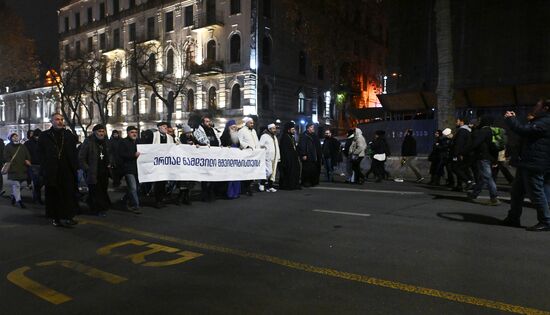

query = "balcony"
(193, 12), (224, 30)
(189, 60), (224, 76)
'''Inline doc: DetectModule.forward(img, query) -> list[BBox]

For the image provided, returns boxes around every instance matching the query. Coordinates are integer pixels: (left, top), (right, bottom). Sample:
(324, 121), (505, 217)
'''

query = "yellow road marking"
(7, 266), (72, 305)
(80, 219), (550, 315)
(36, 260), (127, 284)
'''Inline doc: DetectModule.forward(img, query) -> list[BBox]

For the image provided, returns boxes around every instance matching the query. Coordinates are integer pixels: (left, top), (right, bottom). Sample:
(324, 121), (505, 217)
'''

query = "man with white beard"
(259, 123), (280, 192)
(238, 117), (260, 196)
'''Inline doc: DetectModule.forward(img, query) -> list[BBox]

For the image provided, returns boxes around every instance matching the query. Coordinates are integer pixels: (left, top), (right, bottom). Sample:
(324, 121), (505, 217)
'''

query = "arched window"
(208, 86), (217, 109)
(166, 49), (174, 74)
(261, 84), (270, 109)
(231, 84), (241, 109)
(114, 61), (122, 80)
(148, 53), (156, 74)
(115, 98), (122, 118)
(299, 51), (306, 75)
(207, 40), (216, 61)
(185, 45), (194, 69)
(230, 34), (241, 64)
(262, 36), (271, 65)
(166, 91), (174, 117)
(150, 94), (156, 115)
(186, 89), (194, 112)
(298, 92), (305, 113)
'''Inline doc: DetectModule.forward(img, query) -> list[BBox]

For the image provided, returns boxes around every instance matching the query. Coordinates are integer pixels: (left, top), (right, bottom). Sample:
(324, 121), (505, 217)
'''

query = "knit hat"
(283, 121), (295, 130)
(157, 121), (170, 128)
(226, 120), (237, 127)
(442, 128), (452, 136)
(181, 124), (193, 134)
(126, 126), (138, 133)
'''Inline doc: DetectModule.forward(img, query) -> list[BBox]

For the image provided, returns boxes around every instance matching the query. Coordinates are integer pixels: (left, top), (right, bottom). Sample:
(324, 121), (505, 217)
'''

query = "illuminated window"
(298, 92), (305, 113)
(208, 87), (217, 109)
(148, 53), (156, 73)
(150, 94), (156, 115)
(207, 40), (216, 61)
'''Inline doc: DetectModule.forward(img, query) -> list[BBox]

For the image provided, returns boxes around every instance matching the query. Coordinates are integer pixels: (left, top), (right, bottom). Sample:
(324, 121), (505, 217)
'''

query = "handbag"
(1, 145), (21, 175)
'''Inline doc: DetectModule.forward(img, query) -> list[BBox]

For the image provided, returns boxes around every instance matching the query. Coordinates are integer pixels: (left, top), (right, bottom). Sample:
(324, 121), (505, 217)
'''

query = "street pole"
(27, 94), (31, 136)
(134, 41), (141, 138)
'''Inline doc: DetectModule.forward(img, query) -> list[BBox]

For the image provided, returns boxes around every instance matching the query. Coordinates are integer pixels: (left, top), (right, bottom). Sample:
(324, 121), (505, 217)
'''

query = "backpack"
(489, 127), (507, 152)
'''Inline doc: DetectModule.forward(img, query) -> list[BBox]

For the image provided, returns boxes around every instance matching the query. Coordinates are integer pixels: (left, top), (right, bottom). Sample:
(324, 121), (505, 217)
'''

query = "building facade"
(56, 0), (342, 136)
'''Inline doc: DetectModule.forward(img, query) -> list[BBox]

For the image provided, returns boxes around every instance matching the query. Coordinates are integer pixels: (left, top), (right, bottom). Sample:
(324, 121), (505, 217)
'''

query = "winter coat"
(467, 125), (496, 162)
(298, 132), (321, 162)
(506, 112), (550, 173)
(152, 131), (174, 144)
(238, 127), (260, 149)
(119, 137), (138, 176)
(451, 125), (471, 158)
(194, 125), (220, 146)
(24, 138), (41, 165)
(322, 137), (341, 163)
(401, 134), (417, 156)
(78, 136), (112, 185)
(38, 128), (79, 187)
(4, 143), (31, 181)
(371, 137), (390, 155)
(349, 128), (367, 157)
(259, 131), (280, 162)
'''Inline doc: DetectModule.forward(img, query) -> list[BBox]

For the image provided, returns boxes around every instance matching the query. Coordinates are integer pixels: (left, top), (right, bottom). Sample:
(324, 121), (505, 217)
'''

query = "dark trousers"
(30, 165), (43, 202)
(492, 162), (514, 183)
(351, 157), (364, 182)
(372, 159), (386, 181)
(452, 160), (473, 187)
(153, 181), (166, 203)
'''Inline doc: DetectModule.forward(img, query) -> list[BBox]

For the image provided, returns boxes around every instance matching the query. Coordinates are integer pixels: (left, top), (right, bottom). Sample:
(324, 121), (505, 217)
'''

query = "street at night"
(2, 181), (550, 314)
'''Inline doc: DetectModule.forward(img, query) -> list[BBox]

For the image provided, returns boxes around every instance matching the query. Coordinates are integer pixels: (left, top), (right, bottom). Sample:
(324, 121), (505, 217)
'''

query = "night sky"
(5, 0), (65, 69)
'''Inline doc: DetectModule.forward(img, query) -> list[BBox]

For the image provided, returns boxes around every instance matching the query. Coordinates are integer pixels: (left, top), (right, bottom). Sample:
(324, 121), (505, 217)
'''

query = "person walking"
(108, 130), (124, 188)
(278, 121), (301, 190)
(79, 124), (112, 216)
(501, 100), (550, 231)
(298, 123), (321, 187)
(119, 126), (141, 214)
(395, 129), (424, 183)
(348, 128), (367, 184)
(259, 123), (280, 192)
(428, 130), (451, 186)
(194, 116), (220, 201)
(0, 136), (5, 196)
(38, 113), (79, 227)
(220, 120), (242, 199)
(371, 130), (390, 183)
(450, 118), (474, 191)
(3, 133), (31, 208)
(24, 128), (43, 204)
(322, 129), (341, 182)
(466, 116), (500, 206)
(238, 117), (260, 195)
(148, 122), (174, 207)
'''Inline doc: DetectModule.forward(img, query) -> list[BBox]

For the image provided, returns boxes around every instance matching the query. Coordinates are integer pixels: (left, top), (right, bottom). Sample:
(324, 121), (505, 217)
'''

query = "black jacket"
(467, 126), (496, 162)
(119, 137), (138, 176)
(298, 132), (321, 162)
(25, 138), (41, 165)
(371, 137), (390, 155)
(78, 135), (112, 185)
(506, 113), (550, 172)
(401, 135), (417, 156)
(322, 137), (341, 163)
(451, 126), (471, 158)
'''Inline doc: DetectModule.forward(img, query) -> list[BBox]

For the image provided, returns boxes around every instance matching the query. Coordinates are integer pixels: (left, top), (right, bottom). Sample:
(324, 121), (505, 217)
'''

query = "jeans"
(125, 174), (140, 208)
(8, 180), (22, 202)
(509, 168), (550, 225)
(398, 156), (422, 180)
(324, 158), (334, 182)
(471, 160), (498, 199)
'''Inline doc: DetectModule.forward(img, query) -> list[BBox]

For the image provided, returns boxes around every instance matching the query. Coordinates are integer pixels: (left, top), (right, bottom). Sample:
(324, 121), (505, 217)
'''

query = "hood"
(459, 125), (471, 132)
(354, 128), (363, 137)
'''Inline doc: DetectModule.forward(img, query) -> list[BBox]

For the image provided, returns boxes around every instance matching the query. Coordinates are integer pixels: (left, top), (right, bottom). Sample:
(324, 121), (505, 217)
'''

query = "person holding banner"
(259, 123), (280, 192)
(194, 116), (220, 202)
(238, 117), (260, 196)
(79, 124), (112, 216)
(119, 126), (141, 214)
(149, 121), (174, 208)
(220, 120), (242, 199)
(279, 121), (302, 190)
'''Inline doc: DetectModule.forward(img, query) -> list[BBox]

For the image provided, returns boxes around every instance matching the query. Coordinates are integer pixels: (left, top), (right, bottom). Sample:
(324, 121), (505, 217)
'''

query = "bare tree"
(434, 0), (455, 129)
(130, 38), (195, 125)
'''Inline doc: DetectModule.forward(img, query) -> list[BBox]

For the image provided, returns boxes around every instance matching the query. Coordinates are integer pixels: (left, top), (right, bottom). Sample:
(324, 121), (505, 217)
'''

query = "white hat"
(242, 117), (253, 124)
(267, 123), (276, 129)
(442, 128), (452, 136)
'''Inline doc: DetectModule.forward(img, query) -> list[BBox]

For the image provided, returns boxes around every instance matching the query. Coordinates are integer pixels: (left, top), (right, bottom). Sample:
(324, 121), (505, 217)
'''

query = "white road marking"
(312, 209), (371, 217)
(311, 186), (424, 195)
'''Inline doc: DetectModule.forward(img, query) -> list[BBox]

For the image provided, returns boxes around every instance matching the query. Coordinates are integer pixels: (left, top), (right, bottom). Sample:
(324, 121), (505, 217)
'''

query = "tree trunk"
(434, 0), (455, 130)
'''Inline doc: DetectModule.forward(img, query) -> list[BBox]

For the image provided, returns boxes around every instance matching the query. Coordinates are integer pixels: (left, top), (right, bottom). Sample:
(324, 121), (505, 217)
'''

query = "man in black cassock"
(298, 123), (322, 187)
(38, 113), (79, 227)
(79, 124), (111, 216)
(278, 122), (302, 190)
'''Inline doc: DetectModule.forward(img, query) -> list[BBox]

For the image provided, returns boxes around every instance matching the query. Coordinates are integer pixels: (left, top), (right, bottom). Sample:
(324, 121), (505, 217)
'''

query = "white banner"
(137, 144), (266, 183)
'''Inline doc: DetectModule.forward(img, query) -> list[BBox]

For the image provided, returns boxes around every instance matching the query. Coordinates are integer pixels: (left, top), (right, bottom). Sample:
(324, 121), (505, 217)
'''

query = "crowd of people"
(1, 98), (549, 232)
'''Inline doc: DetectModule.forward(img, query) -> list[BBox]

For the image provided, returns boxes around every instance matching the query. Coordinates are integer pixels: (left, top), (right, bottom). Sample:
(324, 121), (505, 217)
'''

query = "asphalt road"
(1, 180), (549, 315)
